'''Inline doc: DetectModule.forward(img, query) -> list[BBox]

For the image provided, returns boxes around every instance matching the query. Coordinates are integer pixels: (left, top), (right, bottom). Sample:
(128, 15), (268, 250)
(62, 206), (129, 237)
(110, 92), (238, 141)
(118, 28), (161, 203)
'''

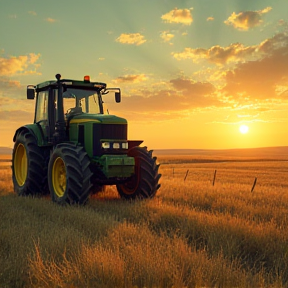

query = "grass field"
(1, 150), (288, 288)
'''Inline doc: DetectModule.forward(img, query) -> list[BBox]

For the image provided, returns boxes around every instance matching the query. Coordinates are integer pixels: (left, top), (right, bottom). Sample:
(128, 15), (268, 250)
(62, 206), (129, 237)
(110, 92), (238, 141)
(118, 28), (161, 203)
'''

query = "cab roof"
(35, 79), (107, 91)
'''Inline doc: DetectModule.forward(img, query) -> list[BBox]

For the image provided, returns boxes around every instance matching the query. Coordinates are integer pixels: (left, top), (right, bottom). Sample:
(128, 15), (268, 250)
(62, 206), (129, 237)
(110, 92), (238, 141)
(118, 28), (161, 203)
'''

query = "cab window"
(35, 91), (49, 123)
(82, 93), (101, 114)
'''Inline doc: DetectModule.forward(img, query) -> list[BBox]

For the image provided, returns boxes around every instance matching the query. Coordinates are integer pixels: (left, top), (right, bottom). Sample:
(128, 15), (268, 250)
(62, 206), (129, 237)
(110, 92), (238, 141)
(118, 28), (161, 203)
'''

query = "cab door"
(34, 90), (50, 143)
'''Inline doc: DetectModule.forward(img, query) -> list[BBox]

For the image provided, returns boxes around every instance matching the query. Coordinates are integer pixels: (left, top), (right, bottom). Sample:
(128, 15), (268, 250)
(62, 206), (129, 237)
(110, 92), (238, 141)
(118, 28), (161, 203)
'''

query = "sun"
(239, 124), (249, 134)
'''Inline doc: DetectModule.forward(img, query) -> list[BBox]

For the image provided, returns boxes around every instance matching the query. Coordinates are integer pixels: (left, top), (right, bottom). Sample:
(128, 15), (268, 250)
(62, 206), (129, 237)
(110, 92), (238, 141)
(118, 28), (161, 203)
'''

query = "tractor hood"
(68, 113), (128, 158)
(69, 114), (127, 125)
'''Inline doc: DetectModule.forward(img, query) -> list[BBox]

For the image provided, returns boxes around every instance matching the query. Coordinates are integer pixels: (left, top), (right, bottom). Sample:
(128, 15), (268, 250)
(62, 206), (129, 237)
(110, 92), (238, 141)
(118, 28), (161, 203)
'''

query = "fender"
(13, 124), (48, 147)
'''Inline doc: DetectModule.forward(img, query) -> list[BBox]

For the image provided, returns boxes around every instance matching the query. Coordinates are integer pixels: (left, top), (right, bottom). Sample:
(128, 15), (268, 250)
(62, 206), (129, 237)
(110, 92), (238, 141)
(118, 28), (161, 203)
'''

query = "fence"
(173, 167), (258, 192)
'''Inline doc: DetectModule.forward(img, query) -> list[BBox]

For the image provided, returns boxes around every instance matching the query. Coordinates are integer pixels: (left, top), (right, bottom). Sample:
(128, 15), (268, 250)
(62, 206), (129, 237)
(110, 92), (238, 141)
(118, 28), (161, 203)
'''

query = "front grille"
(93, 123), (127, 156)
(101, 124), (127, 140)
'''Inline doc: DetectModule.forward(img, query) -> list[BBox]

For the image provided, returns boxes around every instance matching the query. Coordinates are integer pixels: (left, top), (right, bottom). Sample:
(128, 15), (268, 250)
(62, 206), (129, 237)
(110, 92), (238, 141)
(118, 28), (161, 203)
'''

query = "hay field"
(0, 150), (288, 288)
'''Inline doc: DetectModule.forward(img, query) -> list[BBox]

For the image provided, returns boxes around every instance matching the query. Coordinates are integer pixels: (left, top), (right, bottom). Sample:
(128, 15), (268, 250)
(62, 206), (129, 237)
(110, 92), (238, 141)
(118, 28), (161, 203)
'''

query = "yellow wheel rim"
(52, 157), (66, 197)
(14, 143), (28, 186)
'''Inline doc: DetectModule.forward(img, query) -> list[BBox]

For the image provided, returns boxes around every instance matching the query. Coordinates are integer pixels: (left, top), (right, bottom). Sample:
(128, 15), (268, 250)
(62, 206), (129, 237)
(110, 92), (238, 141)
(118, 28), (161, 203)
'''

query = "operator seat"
(65, 106), (83, 120)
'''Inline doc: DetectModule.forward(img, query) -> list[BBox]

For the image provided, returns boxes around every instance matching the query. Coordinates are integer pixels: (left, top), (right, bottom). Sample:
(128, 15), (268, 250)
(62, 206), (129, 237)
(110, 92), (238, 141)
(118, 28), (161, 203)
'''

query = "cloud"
(170, 78), (215, 95)
(218, 33), (288, 103)
(109, 33), (288, 121)
(207, 17), (214, 21)
(161, 8), (193, 25)
(45, 18), (57, 23)
(29, 53), (40, 64)
(172, 32), (288, 66)
(172, 43), (257, 65)
(115, 77), (220, 117)
(223, 45), (288, 101)
(0, 80), (26, 102)
(0, 78), (21, 89)
(160, 31), (175, 43)
(113, 74), (148, 84)
(0, 53), (41, 76)
(0, 55), (28, 75)
(116, 33), (146, 45)
(224, 7), (272, 31)
(258, 32), (288, 54)
(277, 19), (288, 29)
(166, 32), (288, 121)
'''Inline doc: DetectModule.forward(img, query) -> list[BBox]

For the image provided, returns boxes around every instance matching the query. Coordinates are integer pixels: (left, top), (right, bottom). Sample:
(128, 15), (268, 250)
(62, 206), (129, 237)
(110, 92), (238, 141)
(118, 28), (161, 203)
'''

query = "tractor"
(12, 74), (161, 205)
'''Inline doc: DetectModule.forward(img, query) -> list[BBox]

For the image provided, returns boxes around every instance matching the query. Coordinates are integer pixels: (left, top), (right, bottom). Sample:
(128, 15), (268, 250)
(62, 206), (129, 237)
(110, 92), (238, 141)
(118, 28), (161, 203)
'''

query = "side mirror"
(115, 91), (121, 103)
(27, 86), (35, 100)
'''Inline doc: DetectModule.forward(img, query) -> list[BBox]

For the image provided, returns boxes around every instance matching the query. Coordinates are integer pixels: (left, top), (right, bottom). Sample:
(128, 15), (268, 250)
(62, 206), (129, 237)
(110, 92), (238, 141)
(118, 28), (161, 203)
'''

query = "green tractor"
(12, 74), (161, 205)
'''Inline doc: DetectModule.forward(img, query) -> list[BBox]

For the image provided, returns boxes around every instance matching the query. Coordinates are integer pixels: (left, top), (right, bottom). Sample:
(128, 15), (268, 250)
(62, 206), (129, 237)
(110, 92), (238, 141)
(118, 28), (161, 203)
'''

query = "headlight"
(102, 142), (110, 149)
(113, 143), (120, 149)
(122, 142), (128, 149)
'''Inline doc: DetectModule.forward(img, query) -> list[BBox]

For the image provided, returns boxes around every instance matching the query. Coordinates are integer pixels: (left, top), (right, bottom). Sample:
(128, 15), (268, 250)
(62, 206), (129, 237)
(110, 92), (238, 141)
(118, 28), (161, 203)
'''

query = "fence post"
(212, 170), (217, 186)
(184, 169), (189, 181)
(251, 177), (257, 192)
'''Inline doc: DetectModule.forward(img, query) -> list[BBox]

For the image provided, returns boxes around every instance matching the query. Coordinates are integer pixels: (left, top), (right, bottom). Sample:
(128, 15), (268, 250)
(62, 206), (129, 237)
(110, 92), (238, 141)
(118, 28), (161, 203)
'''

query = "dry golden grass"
(1, 154), (288, 287)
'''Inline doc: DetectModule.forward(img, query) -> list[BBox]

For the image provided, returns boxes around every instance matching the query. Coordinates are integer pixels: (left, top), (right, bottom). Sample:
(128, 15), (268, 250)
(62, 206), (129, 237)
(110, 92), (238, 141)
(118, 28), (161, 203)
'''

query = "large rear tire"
(116, 146), (161, 199)
(12, 130), (48, 196)
(48, 143), (92, 205)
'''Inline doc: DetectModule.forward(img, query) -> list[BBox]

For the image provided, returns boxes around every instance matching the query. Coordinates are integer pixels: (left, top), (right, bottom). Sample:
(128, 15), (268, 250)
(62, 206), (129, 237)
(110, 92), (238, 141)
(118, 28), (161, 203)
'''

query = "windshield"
(62, 88), (102, 115)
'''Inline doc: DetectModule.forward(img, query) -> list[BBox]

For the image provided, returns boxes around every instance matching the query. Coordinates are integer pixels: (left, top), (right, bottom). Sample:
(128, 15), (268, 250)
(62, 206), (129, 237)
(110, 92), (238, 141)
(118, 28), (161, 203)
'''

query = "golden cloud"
(223, 45), (288, 101)
(113, 74), (148, 84)
(112, 78), (220, 116)
(0, 55), (28, 76)
(172, 43), (257, 65)
(29, 53), (40, 64)
(207, 17), (214, 21)
(224, 7), (272, 31)
(45, 17), (57, 23)
(161, 8), (193, 25)
(160, 31), (175, 42)
(116, 33), (146, 45)
(4, 79), (21, 88)
(0, 79), (25, 102)
(258, 32), (288, 54)
(0, 53), (41, 76)
(172, 32), (288, 66)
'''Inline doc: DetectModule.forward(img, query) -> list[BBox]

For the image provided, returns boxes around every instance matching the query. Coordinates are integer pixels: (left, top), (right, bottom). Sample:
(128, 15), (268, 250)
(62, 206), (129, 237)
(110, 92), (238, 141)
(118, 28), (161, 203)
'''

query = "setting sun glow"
(239, 125), (249, 134)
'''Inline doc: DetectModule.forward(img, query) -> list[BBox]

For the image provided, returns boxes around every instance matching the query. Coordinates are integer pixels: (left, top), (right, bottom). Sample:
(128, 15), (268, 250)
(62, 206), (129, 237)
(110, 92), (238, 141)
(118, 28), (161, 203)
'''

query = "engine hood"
(69, 114), (127, 125)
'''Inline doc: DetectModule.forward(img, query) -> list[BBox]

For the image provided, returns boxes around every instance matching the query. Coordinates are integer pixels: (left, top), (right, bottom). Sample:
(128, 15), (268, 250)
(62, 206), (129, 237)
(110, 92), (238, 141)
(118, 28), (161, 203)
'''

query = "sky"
(0, 0), (288, 149)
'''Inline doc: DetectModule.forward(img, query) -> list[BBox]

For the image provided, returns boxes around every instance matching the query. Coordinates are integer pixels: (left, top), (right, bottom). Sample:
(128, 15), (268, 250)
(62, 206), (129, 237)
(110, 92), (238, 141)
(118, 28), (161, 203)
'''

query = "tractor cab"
(26, 74), (123, 151)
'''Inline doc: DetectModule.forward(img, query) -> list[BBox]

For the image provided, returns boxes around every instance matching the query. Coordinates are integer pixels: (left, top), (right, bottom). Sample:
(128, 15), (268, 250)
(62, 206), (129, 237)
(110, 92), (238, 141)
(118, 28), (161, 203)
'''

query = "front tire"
(116, 146), (161, 199)
(48, 143), (92, 205)
(12, 130), (48, 196)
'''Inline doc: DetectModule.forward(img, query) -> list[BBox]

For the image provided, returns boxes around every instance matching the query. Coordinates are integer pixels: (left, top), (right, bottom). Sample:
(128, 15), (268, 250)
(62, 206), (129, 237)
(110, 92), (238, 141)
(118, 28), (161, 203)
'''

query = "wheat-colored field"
(0, 152), (288, 288)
